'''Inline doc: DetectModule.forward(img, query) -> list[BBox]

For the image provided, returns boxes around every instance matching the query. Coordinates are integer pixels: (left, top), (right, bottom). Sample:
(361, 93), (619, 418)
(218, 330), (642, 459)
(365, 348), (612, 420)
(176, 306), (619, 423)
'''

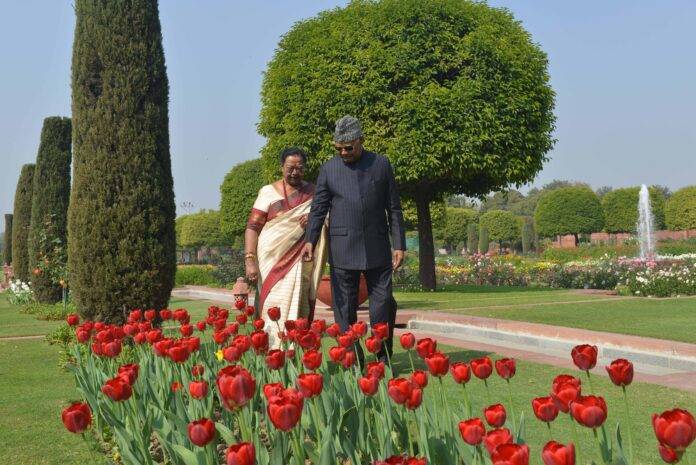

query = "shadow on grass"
(396, 284), (563, 294)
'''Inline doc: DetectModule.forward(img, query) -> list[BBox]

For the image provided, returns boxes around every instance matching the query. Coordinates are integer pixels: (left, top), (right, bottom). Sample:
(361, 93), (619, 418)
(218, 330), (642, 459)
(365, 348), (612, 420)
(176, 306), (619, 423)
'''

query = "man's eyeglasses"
(335, 145), (354, 153)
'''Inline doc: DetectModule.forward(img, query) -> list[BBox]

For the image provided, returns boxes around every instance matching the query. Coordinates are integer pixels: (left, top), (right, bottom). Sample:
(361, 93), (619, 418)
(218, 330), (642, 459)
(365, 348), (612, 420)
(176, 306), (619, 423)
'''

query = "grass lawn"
(393, 285), (696, 344)
(0, 301), (63, 337)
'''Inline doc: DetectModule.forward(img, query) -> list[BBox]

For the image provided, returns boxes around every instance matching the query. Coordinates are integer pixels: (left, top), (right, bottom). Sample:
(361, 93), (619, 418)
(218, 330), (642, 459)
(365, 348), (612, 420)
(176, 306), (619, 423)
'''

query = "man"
(303, 115), (406, 364)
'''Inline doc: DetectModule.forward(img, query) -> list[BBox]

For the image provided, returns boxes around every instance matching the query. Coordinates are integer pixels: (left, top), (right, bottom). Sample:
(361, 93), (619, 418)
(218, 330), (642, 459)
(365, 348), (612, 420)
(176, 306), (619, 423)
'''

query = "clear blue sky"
(2, 0), (695, 218)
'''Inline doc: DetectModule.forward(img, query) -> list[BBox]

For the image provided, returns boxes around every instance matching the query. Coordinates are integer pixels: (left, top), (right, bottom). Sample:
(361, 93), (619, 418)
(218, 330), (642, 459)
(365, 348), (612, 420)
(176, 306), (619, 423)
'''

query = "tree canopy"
(478, 210), (520, 244)
(535, 186), (604, 242)
(436, 207), (477, 250)
(258, 0), (555, 288)
(177, 210), (228, 248)
(219, 158), (264, 241)
(665, 186), (696, 231)
(602, 186), (665, 233)
(11, 164), (35, 282)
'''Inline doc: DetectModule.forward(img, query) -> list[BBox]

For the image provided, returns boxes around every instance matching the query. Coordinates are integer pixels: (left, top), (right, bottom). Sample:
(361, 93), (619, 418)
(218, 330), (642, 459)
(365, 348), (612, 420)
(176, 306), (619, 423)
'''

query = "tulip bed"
(60, 304), (696, 465)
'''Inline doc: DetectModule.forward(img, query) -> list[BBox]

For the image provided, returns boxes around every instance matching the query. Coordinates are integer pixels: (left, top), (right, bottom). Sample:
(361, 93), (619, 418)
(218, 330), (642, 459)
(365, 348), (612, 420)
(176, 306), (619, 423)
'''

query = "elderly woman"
(244, 147), (327, 341)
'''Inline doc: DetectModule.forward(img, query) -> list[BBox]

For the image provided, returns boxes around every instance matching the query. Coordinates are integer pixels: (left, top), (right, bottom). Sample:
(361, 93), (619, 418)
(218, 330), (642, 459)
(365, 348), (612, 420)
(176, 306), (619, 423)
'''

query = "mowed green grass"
(0, 301), (63, 337)
(392, 285), (696, 344)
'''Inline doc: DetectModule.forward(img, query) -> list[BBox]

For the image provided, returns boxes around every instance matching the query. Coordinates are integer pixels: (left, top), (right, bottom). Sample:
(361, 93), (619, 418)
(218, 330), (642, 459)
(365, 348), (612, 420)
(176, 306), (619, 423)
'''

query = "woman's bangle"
(244, 252), (256, 260)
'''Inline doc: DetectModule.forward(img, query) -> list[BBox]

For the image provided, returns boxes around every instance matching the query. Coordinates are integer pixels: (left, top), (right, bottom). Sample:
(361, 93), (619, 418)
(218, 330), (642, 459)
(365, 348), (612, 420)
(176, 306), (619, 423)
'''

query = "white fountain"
(637, 184), (656, 260)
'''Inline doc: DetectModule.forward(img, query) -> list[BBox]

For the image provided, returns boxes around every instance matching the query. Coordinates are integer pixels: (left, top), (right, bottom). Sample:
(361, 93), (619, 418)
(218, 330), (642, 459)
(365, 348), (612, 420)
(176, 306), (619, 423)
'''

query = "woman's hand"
(245, 259), (259, 284)
(298, 214), (309, 229)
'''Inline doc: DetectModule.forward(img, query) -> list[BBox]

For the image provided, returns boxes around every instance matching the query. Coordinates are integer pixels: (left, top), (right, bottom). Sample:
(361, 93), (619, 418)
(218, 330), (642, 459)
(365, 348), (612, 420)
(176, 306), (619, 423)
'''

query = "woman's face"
(282, 154), (305, 187)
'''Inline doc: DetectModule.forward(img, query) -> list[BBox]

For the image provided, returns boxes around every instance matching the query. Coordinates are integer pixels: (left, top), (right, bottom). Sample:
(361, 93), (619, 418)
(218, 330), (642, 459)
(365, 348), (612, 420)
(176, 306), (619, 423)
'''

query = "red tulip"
(450, 362), (471, 384)
(388, 378), (415, 404)
(297, 373), (323, 398)
(542, 441), (575, 465)
(373, 456), (426, 465)
(658, 444), (683, 464)
(226, 442), (255, 465)
(196, 321), (207, 332)
(484, 404), (507, 428)
(191, 364), (205, 377)
(295, 318), (309, 331)
(400, 332), (416, 350)
(302, 349), (322, 370)
(133, 332), (147, 344)
(342, 350), (357, 368)
(297, 329), (320, 350)
(329, 346), (346, 363)
(605, 359), (634, 387)
(425, 352), (450, 377)
(144, 309), (157, 321)
(66, 314), (80, 326)
(571, 344), (598, 371)
(160, 309), (172, 320)
(471, 357), (493, 379)
(103, 340), (122, 358)
(366, 361), (385, 380)
(483, 427), (514, 454)
(311, 319), (326, 335)
(366, 336), (383, 354)
(326, 323), (341, 338)
(267, 387), (304, 431)
(236, 313), (248, 325)
(372, 322), (389, 339)
(173, 309), (189, 323)
(101, 376), (132, 401)
(458, 418), (486, 445)
(216, 365), (256, 410)
(128, 309), (142, 322)
(491, 443), (529, 465)
(570, 395), (607, 428)
(266, 349), (286, 370)
(245, 305), (255, 316)
(180, 323), (194, 337)
(250, 330), (269, 353)
(405, 387), (423, 410)
(359, 376), (380, 396)
(338, 333), (355, 348)
(410, 370), (428, 388)
(263, 382), (284, 400)
(415, 338), (437, 358)
(61, 402), (92, 433)
(495, 358), (516, 380)
(168, 343), (191, 363)
(234, 299), (246, 310)
(76, 329), (91, 343)
(652, 408), (696, 450)
(233, 334), (251, 353)
(351, 321), (368, 338)
(187, 418), (215, 447)
(532, 396), (559, 423)
(117, 363), (139, 386)
(171, 381), (183, 392)
(551, 375), (581, 413)
(153, 338), (173, 357)
(189, 380), (209, 399)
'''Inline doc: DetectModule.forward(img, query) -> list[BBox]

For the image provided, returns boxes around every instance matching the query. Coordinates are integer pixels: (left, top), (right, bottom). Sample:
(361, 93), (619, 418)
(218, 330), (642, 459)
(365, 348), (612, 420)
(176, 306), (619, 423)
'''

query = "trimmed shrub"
(175, 265), (222, 287)
(3, 214), (12, 265)
(219, 159), (264, 241)
(479, 210), (521, 245)
(179, 210), (229, 248)
(11, 164), (35, 282)
(466, 223), (478, 254)
(437, 207), (477, 251)
(535, 186), (604, 244)
(479, 226), (490, 254)
(28, 116), (72, 303)
(522, 220), (535, 254)
(602, 186), (665, 233)
(69, 0), (176, 323)
(665, 186), (696, 231)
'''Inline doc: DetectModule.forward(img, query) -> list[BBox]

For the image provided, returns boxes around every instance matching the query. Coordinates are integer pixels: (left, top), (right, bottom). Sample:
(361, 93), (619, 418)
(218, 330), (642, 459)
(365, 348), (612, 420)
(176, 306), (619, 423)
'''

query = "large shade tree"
(69, 0), (176, 322)
(28, 116), (72, 303)
(11, 164), (35, 282)
(258, 0), (555, 288)
(535, 186), (604, 245)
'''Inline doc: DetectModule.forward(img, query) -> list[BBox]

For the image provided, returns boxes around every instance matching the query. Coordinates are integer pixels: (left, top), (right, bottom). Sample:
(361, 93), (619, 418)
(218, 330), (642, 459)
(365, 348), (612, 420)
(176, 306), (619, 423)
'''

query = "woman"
(244, 147), (327, 345)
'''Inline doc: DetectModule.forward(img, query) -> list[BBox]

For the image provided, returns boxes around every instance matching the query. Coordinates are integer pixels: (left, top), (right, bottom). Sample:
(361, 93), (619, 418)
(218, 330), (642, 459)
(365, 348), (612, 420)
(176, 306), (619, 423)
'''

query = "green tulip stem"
(585, 370), (596, 394)
(406, 407), (415, 457)
(438, 377), (449, 435)
(621, 386), (635, 465)
(382, 339), (392, 370)
(311, 396), (325, 432)
(483, 378), (492, 405)
(407, 349), (416, 373)
(593, 427), (610, 465)
(546, 421), (553, 440)
(461, 383), (472, 417)
(505, 379), (518, 433)
(291, 426), (305, 465)
(569, 412), (581, 465)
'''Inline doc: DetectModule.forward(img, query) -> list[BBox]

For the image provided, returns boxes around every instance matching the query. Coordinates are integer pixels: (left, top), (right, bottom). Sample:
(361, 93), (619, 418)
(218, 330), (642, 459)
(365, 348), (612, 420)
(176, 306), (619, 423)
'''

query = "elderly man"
(303, 115), (406, 364)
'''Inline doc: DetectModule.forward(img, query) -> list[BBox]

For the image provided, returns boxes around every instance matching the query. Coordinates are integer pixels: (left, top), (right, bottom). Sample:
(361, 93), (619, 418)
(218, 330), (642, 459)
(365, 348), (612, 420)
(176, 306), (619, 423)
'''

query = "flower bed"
(60, 306), (695, 465)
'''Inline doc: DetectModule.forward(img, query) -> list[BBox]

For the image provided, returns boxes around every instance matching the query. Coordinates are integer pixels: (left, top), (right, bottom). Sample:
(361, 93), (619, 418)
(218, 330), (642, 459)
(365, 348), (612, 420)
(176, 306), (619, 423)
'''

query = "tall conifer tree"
(3, 214), (12, 266)
(11, 164), (36, 282)
(69, 0), (176, 322)
(28, 117), (72, 303)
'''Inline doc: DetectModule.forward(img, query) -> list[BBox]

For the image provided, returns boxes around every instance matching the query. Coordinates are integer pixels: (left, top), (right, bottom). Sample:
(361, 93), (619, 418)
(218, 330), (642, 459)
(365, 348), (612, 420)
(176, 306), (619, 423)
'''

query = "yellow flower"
(215, 349), (224, 362)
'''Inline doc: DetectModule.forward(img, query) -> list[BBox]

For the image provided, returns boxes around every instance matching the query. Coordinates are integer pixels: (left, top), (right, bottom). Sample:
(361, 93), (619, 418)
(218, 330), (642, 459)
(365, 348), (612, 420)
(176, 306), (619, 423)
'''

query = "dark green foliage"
(535, 186), (604, 242)
(69, 0), (175, 323)
(437, 207), (477, 250)
(479, 210), (521, 244)
(28, 117), (72, 303)
(3, 214), (12, 265)
(478, 226), (490, 254)
(602, 186), (665, 233)
(665, 186), (696, 231)
(258, 0), (555, 288)
(219, 159), (264, 241)
(11, 164), (35, 282)
(404, 199), (446, 231)
(178, 210), (228, 248)
(522, 220), (535, 254)
(466, 223), (478, 254)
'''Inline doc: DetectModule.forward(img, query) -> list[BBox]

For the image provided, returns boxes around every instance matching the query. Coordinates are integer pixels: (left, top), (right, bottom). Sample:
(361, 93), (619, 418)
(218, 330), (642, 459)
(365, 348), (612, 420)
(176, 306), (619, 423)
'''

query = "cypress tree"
(3, 214), (12, 265)
(522, 221), (534, 254)
(478, 226), (490, 254)
(28, 117), (72, 303)
(466, 223), (478, 255)
(69, 0), (176, 322)
(11, 164), (36, 282)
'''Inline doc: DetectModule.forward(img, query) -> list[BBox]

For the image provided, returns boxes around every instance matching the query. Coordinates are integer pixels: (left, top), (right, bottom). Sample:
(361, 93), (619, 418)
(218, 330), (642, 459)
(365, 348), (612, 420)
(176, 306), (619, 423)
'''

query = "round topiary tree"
(3, 214), (12, 266)
(219, 159), (264, 242)
(69, 0), (176, 323)
(535, 186), (604, 245)
(665, 186), (696, 231)
(258, 0), (555, 289)
(28, 116), (72, 303)
(438, 207), (477, 252)
(11, 164), (35, 282)
(479, 210), (521, 248)
(179, 210), (228, 248)
(602, 186), (666, 233)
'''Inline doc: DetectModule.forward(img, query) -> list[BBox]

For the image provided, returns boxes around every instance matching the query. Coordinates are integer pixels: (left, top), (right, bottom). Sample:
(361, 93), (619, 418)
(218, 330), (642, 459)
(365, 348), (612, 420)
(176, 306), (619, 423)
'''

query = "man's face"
(334, 138), (363, 163)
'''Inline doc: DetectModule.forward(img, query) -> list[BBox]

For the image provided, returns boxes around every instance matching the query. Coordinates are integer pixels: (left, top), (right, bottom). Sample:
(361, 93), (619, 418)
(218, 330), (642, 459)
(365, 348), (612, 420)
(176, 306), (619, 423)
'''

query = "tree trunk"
(414, 191), (436, 290)
(573, 233), (579, 247)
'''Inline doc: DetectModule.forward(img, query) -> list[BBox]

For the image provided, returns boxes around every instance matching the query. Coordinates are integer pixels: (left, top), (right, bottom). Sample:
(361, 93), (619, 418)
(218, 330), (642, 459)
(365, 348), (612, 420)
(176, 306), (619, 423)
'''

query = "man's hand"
(302, 242), (314, 262)
(298, 214), (309, 229)
(392, 250), (404, 271)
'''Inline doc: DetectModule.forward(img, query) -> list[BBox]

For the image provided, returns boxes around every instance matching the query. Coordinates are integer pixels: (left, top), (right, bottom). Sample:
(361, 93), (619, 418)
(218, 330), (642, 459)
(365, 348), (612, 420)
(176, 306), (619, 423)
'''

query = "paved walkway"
(172, 285), (696, 392)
